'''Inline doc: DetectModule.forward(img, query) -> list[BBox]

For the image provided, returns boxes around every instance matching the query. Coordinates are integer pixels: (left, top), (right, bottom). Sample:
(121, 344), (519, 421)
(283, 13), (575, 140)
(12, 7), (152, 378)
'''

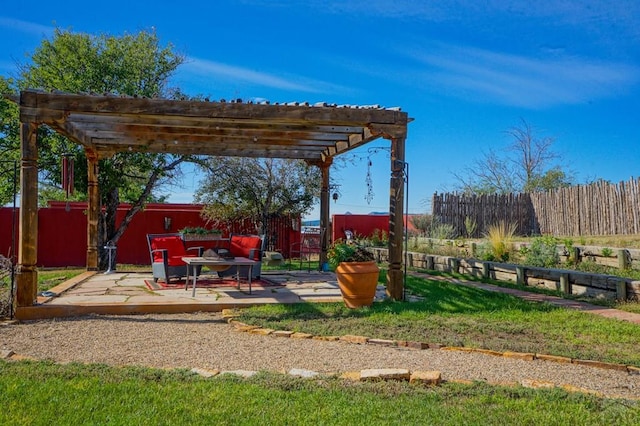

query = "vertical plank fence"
(433, 177), (640, 237)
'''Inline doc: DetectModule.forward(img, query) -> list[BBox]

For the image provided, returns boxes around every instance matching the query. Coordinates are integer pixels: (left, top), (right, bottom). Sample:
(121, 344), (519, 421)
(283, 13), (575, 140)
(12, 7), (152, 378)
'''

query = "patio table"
(182, 256), (257, 297)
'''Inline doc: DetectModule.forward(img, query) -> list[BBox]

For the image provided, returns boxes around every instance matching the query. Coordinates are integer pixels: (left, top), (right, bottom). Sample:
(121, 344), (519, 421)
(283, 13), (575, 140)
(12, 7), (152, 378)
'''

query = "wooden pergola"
(11, 90), (409, 311)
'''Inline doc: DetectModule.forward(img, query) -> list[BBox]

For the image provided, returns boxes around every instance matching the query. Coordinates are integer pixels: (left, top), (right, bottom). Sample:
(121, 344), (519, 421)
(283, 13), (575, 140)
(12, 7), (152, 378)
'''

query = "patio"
(17, 269), (387, 320)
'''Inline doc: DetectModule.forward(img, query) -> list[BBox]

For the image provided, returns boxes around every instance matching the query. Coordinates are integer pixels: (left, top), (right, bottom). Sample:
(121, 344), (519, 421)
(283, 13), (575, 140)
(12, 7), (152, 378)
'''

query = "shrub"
(431, 223), (456, 240)
(410, 214), (433, 236)
(523, 236), (560, 268)
(464, 216), (478, 238)
(369, 229), (388, 247)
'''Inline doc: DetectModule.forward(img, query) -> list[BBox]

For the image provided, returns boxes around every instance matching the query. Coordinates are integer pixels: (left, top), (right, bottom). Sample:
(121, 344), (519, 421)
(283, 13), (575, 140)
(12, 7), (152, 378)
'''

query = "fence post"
(571, 247), (581, 265)
(618, 249), (630, 270)
(516, 266), (526, 286)
(471, 242), (477, 257)
(560, 273), (571, 295)
(616, 279), (627, 301)
(449, 258), (460, 273)
(482, 262), (490, 279)
(426, 255), (434, 270)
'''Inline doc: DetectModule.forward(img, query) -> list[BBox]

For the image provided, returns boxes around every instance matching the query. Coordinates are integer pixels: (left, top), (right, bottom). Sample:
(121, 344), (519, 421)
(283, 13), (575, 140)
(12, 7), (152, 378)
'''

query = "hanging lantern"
(61, 153), (74, 198)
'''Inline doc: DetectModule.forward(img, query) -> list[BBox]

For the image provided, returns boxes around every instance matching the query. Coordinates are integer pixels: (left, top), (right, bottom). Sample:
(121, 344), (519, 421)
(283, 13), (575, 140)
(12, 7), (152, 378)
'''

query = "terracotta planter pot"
(335, 261), (380, 308)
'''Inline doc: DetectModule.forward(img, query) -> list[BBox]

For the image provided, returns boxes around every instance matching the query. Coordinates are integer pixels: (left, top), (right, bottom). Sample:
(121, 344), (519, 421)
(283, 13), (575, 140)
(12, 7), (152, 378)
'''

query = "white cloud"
(0, 17), (53, 37)
(181, 56), (350, 95)
(406, 44), (639, 108)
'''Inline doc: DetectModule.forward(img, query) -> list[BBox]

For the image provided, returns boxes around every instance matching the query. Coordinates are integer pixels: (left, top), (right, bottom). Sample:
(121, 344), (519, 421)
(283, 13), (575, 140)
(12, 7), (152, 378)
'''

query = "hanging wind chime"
(61, 153), (74, 202)
(365, 159), (374, 204)
(364, 146), (390, 205)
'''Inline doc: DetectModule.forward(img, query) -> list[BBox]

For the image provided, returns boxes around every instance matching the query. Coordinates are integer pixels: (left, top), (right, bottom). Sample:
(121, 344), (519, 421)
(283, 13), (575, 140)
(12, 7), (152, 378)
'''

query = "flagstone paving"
(21, 268), (640, 325)
(27, 270), (367, 317)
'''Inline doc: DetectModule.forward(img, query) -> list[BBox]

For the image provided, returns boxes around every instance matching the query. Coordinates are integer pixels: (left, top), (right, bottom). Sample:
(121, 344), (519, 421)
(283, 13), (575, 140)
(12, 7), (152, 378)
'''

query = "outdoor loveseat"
(218, 234), (265, 279)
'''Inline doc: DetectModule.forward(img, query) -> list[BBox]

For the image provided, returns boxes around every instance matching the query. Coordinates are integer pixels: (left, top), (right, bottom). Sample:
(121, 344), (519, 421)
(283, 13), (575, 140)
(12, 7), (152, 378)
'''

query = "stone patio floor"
(14, 269), (640, 324)
(16, 269), (388, 320)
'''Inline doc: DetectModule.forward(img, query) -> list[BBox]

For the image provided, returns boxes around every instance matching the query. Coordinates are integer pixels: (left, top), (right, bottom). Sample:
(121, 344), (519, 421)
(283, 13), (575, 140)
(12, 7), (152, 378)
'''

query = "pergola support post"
(317, 159), (332, 270)
(15, 122), (39, 308)
(86, 150), (100, 270)
(386, 136), (406, 301)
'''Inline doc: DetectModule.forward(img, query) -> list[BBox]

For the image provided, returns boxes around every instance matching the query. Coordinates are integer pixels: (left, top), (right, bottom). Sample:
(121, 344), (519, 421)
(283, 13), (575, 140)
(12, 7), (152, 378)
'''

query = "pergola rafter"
(10, 90), (410, 315)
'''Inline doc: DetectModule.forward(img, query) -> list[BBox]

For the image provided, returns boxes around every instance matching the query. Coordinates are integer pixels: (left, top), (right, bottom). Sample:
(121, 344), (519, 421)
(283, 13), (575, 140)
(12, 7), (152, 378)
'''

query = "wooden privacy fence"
(529, 179), (640, 236)
(432, 178), (640, 237)
(432, 192), (535, 237)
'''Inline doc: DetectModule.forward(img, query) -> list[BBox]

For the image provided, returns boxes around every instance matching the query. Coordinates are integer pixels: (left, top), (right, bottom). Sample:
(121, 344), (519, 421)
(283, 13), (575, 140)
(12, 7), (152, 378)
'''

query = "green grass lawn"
(1, 361), (637, 425)
(37, 268), (86, 292)
(5, 267), (639, 423)
(419, 269), (640, 314)
(236, 273), (640, 366)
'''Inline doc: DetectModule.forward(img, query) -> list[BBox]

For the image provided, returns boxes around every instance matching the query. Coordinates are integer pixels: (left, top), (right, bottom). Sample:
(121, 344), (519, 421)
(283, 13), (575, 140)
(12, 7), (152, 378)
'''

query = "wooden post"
(449, 258), (460, 273)
(386, 136), (406, 301)
(319, 159), (332, 270)
(516, 266), (526, 286)
(86, 150), (100, 271)
(560, 273), (571, 295)
(426, 255), (434, 270)
(616, 279), (627, 301)
(572, 247), (580, 265)
(16, 122), (39, 308)
(618, 249), (630, 270)
(482, 262), (490, 279)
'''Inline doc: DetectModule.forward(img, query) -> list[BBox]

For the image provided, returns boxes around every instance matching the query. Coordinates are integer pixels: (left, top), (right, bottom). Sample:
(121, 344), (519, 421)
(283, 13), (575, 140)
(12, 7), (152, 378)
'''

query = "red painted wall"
(331, 213), (417, 242)
(0, 202), (299, 267)
(0, 207), (18, 260)
(332, 214), (389, 241)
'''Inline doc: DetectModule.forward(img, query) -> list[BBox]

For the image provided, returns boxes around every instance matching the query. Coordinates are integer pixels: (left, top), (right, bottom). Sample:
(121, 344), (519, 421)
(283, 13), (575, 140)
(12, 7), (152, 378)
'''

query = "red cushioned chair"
(218, 234), (264, 279)
(147, 233), (204, 283)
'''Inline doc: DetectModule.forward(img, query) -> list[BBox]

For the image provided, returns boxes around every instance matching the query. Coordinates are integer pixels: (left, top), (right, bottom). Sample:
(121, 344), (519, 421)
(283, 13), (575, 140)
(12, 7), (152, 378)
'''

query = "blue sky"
(1, 1), (639, 219)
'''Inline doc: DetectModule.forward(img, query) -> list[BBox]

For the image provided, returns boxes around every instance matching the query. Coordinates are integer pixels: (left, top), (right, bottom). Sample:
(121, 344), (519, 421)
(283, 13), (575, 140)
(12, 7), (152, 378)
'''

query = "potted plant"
(179, 227), (223, 241)
(327, 241), (379, 308)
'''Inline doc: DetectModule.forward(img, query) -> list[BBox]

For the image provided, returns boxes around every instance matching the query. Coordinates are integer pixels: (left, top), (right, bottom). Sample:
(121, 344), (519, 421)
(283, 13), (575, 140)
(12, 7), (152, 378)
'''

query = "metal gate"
(0, 160), (18, 319)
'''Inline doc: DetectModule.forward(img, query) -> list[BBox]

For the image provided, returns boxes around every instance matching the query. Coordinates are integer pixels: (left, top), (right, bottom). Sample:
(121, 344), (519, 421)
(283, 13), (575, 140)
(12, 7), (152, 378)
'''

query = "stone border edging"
(222, 309), (640, 399)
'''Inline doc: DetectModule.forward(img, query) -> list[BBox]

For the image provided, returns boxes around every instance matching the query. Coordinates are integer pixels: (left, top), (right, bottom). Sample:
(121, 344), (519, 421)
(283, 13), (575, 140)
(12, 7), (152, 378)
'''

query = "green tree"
(195, 158), (321, 240)
(2, 28), (187, 268)
(453, 119), (572, 194)
(0, 77), (20, 205)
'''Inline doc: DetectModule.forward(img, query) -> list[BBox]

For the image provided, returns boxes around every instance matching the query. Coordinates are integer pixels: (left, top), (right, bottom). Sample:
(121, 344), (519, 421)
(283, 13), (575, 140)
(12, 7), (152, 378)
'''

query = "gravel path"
(1, 312), (638, 400)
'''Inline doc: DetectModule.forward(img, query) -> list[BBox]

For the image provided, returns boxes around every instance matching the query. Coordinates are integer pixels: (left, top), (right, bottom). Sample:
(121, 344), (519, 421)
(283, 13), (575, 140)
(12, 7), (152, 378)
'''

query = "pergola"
(11, 90), (410, 312)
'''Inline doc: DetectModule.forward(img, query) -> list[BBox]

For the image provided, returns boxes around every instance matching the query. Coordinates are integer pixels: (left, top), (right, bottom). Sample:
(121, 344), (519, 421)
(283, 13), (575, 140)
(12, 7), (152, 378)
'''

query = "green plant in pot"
(328, 241), (379, 309)
(179, 227), (222, 240)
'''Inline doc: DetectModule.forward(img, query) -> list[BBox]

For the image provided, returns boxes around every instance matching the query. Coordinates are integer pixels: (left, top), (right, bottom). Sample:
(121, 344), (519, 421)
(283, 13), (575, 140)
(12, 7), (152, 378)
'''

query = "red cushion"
(230, 235), (262, 260)
(168, 255), (187, 267)
(151, 236), (187, 263)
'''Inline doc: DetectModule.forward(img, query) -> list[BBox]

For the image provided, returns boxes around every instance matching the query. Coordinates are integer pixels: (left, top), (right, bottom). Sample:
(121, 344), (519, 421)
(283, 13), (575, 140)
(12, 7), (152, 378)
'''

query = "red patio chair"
(147, 233), (203, 283)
